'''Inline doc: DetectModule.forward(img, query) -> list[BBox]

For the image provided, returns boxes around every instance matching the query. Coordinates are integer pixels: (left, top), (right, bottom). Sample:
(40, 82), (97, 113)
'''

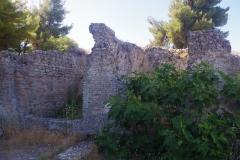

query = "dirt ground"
(0, 126), (106, 160)
(0, 144), (55, 160)
(0, 126), (95, 160)
(0, 142), (105, 160)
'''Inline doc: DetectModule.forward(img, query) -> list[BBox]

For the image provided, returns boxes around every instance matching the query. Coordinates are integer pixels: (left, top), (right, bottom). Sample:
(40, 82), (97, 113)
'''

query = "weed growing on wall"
(95, 62), (240, 159)
(55, 94), (83, 120)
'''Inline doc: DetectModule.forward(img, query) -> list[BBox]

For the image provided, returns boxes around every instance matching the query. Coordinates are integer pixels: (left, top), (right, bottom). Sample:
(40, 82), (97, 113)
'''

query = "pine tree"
(0, 0), (40, 53)
(148, 0), (229, 48)
(147, 17), (168, 47)
(33, 0), (73, 49)
(21, 12), (40, 53)
(0, 0), (29, 51)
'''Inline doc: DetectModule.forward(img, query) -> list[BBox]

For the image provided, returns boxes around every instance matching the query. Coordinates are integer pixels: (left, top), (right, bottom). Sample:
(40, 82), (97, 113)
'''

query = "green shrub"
(56, 94), (83, 120)
(95, 62), (240, 159)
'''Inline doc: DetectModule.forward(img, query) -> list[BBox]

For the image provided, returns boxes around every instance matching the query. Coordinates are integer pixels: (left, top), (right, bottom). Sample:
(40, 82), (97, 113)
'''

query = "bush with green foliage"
(95, 62), (240, 159)
(40, 36), (78, 52)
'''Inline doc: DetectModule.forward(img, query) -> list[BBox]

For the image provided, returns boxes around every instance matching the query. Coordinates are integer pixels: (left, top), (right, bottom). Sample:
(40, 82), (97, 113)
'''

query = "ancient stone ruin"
(0, 23), (237, 134)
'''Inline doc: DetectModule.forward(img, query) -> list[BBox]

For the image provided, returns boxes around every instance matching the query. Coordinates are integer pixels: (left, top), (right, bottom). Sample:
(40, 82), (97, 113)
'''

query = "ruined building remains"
(0, 23), (237, 134)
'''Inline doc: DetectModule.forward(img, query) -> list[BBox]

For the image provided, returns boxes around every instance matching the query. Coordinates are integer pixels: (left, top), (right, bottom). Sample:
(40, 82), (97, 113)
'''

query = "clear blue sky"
(61, 0), (240, 51)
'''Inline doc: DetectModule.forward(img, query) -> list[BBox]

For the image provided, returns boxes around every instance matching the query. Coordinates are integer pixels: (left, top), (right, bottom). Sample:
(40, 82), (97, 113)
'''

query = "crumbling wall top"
(187, 30), (231, 54)
(89, 23), (117, 51)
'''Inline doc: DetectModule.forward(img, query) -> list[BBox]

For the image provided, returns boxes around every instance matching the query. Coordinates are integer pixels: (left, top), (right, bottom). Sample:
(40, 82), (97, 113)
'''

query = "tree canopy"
(0, 0), (76, 53)
(41, 36), (78, 52)
(148, 0), (229, 48)
(34, 0), (73, 49)
(0, 0), (39, 52)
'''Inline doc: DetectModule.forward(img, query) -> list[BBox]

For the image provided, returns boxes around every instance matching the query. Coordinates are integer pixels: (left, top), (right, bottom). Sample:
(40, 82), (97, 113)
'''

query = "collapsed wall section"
(0, 50), (86, 126)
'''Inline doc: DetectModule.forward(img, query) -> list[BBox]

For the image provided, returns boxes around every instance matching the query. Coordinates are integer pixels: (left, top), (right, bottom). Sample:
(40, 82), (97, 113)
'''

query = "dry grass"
(0, 125), (84, 159)
(1, 126), (83, 147)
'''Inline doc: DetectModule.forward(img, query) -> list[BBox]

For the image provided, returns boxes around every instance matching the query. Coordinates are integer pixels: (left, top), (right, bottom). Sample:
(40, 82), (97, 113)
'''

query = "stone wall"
(143, 46), (188, 72)
(82, 23), (146, 133)
(80, 23), (190, 133)
(0, 23), (239, 134)
(0, 50), (86, 126)
(187, 30), (240, 113)
(187, 30), (240, 75)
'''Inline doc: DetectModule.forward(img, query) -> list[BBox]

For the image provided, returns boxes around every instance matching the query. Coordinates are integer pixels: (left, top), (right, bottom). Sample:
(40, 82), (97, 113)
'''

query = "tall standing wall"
(82, 23), (146, 133)
(0, 50), (86, 126)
